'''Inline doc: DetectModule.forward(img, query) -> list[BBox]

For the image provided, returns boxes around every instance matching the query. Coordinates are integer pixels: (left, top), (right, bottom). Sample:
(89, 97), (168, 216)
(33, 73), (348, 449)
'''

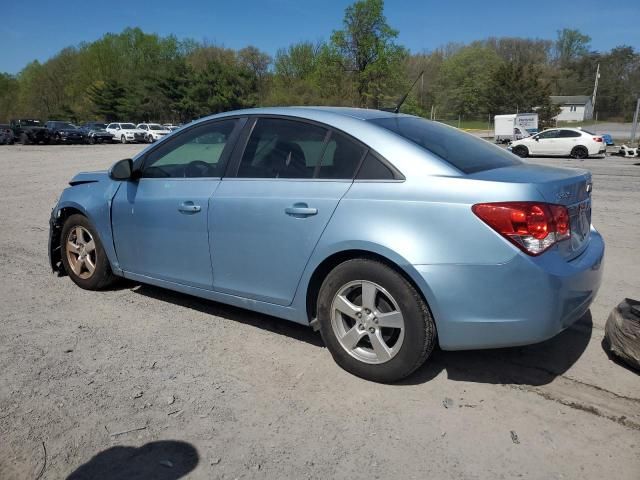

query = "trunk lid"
(469, 164), (593, 260)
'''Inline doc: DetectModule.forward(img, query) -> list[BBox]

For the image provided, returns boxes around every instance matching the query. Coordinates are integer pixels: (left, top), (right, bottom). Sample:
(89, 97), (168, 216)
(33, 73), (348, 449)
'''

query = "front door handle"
(285, 203), (318, 217)
(178, 201), (201, 214)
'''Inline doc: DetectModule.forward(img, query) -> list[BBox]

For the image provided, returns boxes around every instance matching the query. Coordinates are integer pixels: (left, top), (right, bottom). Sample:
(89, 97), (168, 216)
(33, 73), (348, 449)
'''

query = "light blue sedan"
(49, 107), (604, 382)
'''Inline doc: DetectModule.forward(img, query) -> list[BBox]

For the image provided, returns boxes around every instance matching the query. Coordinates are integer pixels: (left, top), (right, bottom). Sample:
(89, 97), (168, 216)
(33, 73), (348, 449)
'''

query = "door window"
(315, 131), (366, 179)
(142, 120), (237, 178)
(558, 130), (582, 138)
(356, 152), (396, 180)
(238, 118), (328, 179)
(536, 130), (560, 139)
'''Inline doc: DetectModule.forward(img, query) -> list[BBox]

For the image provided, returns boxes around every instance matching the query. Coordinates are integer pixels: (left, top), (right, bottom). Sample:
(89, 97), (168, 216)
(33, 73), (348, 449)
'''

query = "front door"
(532, 129), (560, 155)
(111, 118), (241, 289)
(209, 117), (366, 305)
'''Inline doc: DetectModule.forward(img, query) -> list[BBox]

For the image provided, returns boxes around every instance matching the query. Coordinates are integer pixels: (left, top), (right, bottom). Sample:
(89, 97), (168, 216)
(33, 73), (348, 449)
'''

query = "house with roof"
(550, 95), (594, 122)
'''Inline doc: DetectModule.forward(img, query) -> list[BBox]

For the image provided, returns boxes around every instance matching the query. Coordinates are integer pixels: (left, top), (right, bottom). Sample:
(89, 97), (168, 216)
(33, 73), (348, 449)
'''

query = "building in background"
(550, 95), (594, 122)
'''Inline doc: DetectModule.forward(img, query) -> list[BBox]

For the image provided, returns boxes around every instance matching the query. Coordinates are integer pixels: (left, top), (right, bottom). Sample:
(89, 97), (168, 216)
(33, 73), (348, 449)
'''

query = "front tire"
(121, 135), (127, 144)
(60, 214), (116, 290)
(317, 259), (436, 383)
(513, 145), (529, 158)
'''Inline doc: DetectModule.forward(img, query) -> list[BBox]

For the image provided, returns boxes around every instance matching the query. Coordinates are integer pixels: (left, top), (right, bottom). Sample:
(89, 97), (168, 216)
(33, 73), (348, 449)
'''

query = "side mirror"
(109, 158), (134, 180)
(534, 136), (539, 141)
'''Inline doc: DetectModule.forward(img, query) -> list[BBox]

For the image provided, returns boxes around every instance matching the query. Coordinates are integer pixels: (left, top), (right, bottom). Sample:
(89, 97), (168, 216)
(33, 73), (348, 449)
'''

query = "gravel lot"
(0, 144), (638, 479)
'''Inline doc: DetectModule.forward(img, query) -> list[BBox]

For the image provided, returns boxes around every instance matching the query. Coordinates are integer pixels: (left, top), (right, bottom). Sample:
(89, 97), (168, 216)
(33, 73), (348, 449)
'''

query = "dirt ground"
(0, 144), (638, 479)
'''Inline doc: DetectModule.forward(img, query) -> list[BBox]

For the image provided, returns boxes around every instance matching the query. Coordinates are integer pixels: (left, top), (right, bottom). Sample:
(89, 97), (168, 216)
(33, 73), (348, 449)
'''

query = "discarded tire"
(604, 298), (640, 371)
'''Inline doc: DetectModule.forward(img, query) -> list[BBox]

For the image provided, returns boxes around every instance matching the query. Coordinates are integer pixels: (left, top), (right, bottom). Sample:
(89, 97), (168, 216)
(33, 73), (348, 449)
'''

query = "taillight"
(593, 137), (603, 142)
(472, 202), (571, 256)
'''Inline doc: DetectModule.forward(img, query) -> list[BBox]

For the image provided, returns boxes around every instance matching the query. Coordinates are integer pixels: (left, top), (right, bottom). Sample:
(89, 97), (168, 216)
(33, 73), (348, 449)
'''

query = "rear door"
(558, 129), (582, 154)
(111, 118), (243, 289)
(209, 117), (366, 305)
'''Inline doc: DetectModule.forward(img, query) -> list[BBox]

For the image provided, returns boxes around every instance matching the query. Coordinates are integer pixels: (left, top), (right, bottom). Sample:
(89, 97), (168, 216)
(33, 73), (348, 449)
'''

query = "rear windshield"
(370, 116), (522, 174)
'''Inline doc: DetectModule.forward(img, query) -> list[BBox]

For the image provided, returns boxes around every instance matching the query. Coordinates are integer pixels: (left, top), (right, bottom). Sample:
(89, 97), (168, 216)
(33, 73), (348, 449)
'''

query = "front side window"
(142, 119), (237, 178)
(238, 118), (328, 179)
(537, 130), (560, 139)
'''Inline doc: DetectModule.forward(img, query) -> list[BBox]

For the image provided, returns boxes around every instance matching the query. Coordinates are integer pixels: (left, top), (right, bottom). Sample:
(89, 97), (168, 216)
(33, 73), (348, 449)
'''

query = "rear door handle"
(178, 201), (201, 214)
(285, 203), (318, 217)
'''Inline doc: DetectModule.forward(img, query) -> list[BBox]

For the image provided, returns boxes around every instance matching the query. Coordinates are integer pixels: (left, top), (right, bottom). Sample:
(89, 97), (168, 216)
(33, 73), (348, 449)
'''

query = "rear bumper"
(416, 228), (604, 350)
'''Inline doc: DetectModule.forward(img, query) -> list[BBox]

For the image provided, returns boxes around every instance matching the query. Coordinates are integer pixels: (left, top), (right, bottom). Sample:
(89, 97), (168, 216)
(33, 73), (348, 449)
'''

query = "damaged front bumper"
(48, 207), (66, 276)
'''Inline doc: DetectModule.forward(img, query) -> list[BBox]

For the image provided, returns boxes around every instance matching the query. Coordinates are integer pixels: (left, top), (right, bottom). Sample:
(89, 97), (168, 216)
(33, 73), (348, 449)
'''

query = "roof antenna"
(392, 70), (424, 114)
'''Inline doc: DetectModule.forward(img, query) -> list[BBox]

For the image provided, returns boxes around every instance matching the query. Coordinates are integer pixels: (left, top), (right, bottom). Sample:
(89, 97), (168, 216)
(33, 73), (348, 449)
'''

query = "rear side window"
(357, 153), (395, 180)
(316, 131), (366, 179)
(559, 130), (582, 138)
(238, 118), (328, 179)
(370, 116), (521, 174)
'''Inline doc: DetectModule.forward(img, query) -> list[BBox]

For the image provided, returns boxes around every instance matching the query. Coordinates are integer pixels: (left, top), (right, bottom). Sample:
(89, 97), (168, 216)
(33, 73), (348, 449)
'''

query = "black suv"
(10, 119), (50, 145)
(45, 121), (86, 144)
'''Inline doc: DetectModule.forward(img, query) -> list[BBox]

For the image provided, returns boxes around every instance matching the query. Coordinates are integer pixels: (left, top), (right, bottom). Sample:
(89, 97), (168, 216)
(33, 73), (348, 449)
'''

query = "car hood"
(69, 170), (109, 186)
(59, 128), (82, 134)
(119, 129), (144, 134)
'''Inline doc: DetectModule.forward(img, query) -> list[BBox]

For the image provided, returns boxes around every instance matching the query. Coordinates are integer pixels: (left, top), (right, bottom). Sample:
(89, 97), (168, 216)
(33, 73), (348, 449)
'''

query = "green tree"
(554, 29), (591, 67)
(330, 0), (407, 107)
(436, 45), (501, 116)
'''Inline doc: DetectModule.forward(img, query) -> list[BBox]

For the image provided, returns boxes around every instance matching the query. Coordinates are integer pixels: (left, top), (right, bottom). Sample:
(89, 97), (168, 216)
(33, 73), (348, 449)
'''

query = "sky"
(1, 0), (639, 74)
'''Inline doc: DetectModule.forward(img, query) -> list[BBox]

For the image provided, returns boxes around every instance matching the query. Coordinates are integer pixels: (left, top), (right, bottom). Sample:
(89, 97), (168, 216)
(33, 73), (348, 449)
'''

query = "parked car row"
(1, 119), (182, 145)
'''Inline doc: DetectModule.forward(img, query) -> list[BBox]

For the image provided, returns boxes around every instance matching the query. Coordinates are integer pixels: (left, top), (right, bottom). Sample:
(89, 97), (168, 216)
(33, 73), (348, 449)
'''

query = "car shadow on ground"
(130, 283), (324, 347)
(402, 311), (594, 387)
(127, 281), (592, 387)
(66, 440), (198, 479)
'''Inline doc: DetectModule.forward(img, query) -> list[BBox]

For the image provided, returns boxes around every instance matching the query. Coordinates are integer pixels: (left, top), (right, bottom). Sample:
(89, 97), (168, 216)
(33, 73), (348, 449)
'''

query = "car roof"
(133, 107), (460, 178)
(196, 106), (401, 123)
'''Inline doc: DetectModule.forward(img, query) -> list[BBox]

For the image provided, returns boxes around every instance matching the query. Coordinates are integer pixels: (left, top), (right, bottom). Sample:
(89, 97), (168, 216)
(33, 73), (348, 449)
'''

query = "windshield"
(56, 122), (75, 129)
(21, 120), (41, 126)
(149, 124), (164, 130)
(89, 123), (106, 129)
(370, 116), (522, 174)
(121, 123), (136, 129)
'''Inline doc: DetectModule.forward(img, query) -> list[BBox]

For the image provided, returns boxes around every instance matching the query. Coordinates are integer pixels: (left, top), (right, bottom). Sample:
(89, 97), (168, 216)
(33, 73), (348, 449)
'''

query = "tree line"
(1, 0), (638, 124)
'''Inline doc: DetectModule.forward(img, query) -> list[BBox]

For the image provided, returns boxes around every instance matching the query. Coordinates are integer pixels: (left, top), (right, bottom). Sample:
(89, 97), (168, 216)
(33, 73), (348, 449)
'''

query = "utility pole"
(591, 63), (600, 112)
(631, 97), (640, 144)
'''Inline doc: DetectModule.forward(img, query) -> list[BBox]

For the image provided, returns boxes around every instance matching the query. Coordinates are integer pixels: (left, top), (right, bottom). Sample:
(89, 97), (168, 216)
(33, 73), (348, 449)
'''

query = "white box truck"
(494, 113), (539, 143)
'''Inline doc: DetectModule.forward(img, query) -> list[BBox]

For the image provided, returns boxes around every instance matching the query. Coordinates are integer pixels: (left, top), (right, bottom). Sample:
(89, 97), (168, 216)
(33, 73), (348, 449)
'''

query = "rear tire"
(513, 145), (529, 158)
(571, 146), (589, 159)
(60, 214), (116, 290)
(20, 133), (30, 145)
(317, 258), (436, 383)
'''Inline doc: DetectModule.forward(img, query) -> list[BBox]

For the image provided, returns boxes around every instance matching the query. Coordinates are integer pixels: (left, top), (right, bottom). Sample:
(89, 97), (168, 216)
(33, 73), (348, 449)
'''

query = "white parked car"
(163, 123), (181, 131)
(510, 128), (606, 159)
(137, 123), (172, 143)
(105, 123), (146, 144)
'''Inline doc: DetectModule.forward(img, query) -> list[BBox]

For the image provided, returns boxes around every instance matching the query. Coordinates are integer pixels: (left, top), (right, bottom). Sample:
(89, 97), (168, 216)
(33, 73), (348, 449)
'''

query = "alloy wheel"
(65, 226), (97, 279)
(331, 280), (405, 364)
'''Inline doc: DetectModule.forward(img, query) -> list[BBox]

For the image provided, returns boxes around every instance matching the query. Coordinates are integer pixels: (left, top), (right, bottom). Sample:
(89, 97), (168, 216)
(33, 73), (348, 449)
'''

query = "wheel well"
(50, 207), (85, 275)
(305, 249), (430, 324)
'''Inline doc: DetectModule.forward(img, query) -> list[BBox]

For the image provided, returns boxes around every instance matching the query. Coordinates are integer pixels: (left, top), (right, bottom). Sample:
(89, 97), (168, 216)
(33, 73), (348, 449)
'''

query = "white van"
(494, 113), (538, 143)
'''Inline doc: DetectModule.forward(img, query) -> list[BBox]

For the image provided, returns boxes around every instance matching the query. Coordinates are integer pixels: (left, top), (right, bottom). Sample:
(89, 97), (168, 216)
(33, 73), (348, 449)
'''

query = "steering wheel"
(184, 160), (212, 177)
